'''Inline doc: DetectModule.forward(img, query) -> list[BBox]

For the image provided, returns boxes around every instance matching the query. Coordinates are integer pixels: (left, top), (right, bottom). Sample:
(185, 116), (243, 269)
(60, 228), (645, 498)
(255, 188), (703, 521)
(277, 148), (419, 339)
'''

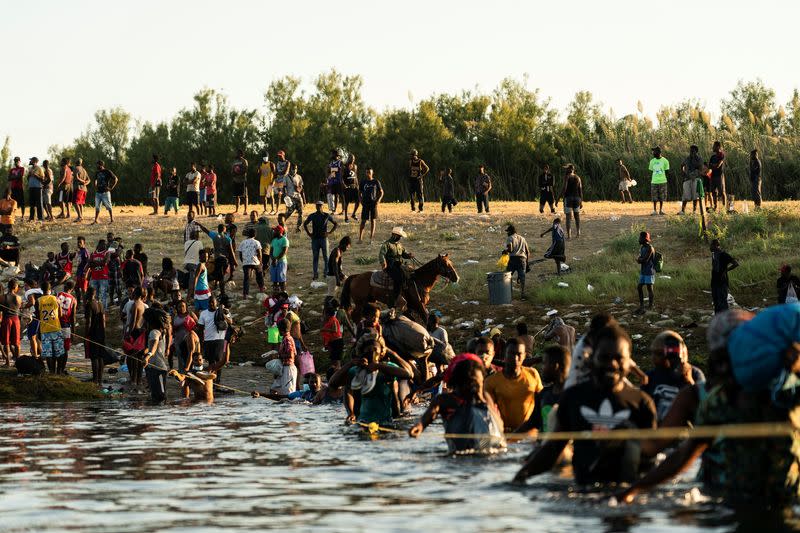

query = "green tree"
(721, 79), (779, 134)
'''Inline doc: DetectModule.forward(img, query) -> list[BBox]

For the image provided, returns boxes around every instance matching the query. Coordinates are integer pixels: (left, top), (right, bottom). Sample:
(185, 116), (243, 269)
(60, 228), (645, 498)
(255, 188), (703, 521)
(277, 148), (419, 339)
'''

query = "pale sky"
(2, 0), (798, 159)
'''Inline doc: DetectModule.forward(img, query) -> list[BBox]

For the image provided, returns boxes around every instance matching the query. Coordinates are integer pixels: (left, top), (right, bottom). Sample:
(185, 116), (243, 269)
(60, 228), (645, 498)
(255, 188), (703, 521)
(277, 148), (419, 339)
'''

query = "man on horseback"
(378, 227), (414, 309)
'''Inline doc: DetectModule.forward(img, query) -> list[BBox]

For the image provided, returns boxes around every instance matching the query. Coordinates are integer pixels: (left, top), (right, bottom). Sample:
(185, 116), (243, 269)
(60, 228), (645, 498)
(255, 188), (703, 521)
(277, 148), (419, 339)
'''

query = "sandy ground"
(9, 198), (782, 397)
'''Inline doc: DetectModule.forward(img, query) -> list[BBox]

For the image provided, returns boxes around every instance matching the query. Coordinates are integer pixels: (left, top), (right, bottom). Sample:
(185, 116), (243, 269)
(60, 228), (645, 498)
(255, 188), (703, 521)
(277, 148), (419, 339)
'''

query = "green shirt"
(255, 223), (273, 251)
(648, 157), (670, 185)
(378, 240), (405, 267)
(348, 362), (398, 424)
(270, 236), (289, 263)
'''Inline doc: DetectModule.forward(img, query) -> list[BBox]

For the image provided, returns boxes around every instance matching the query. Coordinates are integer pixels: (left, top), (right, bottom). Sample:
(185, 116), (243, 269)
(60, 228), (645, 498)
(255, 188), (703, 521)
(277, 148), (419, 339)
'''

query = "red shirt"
(57, 291), (76, 327)
(56, 252), (73, 274)
(8, 167), (24, 190)
(205, 172), (217, 194)
(321, 316), (342, 346)
(89, 251), (109, 281)
(150, 162), (162, 188)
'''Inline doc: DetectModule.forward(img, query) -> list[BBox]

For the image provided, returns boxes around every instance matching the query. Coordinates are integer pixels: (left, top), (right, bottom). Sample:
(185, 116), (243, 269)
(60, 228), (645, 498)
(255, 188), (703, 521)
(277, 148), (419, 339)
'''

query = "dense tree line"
(6, 72), (800, 204)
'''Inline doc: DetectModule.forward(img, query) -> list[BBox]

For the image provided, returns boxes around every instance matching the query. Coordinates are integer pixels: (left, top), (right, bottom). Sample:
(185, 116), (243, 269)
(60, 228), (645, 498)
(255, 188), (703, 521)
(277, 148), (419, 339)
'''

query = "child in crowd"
(253, 319), (298, 398)
(541, 218), (566, 275)
(321, 299), (344, 370)
(517, 345), (571, 433)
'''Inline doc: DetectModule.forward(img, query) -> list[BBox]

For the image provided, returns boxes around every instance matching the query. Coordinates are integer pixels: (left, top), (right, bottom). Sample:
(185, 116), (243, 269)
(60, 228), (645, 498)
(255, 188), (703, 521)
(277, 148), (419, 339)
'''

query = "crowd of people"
(0, 140), (793, 513)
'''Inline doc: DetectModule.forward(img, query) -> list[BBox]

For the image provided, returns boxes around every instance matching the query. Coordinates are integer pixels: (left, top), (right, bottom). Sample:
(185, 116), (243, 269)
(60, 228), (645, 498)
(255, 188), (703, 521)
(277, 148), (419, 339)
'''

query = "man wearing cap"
(303, 201), (338, 281)
(378, 227), (414, 309)
(504, 224), (530, 299)
(635, 231), (656, 314)
(92, 160), (118, 224)
(26, 157), (44, 221)
(231, 149), (249, 214)
(648, 146), (670, 216)
(408, 149), (429, 212)
(6, 157), (25, 215)
(258, 153), (275, 214)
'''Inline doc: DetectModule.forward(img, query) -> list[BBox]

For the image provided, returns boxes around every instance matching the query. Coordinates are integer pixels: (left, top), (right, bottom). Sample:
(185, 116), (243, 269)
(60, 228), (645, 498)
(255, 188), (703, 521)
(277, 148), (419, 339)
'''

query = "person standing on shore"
(149, 155), (161, 215)
(538, 164), (556, 214)
(561, 164), (583, 239)
(358, 168), (383, 244)
(231, 149), (249, 214)
(648, 147), (669, 216)
(440, 168), (456, 213)
(504, 224), (530, 299)
(408, 149), (429, 212)
(709, 141), (726, 211)
(258, 154), (275, 215)
(273, 150), (291, 214)
(679, 145), (702, 215)
(475, 165), (492, 214)
(342, 153), (359, 222)
(26, 157), (44, 222)
(56, 157), (73, 219)
(184, 163), (201, 216)
(92, 160), (117, 225)
(7, 157), (25, 216)
(303, 201), (338, 281)
(710, 239), (738, 314)
(72, 158), (89, 222)
(750, 149), (762, 209)
(617, 159), (633, 204)
(635, 231), (656, 315)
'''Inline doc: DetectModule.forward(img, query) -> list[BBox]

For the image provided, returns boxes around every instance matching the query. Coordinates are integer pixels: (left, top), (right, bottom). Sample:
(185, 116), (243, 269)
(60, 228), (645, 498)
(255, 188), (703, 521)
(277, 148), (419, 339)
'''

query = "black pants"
(539, 191), (555, 213)
(408, 179), (424, 210)
(387, 263), (404, 305)
(28, 187), (42, 221)
(146, 367), (167, 402)
(712, 283), (729, 314)
(11, 188), (24, 212)
(441, 196), (455, 213)
(751, 177), (762, 207)
(243, 265), (264, 295)
(476, 193), (489, 213)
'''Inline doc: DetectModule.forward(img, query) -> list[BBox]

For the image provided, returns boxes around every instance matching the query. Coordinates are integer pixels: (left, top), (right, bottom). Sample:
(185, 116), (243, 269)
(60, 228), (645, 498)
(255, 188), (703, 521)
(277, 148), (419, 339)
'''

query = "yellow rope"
(359, 421), (798, 441)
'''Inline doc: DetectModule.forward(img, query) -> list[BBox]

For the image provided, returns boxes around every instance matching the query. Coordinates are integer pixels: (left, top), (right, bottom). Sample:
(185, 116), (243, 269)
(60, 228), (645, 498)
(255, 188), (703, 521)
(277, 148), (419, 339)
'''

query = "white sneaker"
(651, 210), (657, 216)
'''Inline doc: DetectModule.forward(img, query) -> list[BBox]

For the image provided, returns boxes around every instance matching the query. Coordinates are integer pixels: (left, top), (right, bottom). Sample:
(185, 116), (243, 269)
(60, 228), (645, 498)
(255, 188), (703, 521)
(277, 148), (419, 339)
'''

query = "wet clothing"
(695, 385), (800, 507)
(439, 395), (506, 454)
(348, 362), (398, 424)
(484, 368), (543, 429)
(556, 381), (657, 484)
(643, 366), (706, 421)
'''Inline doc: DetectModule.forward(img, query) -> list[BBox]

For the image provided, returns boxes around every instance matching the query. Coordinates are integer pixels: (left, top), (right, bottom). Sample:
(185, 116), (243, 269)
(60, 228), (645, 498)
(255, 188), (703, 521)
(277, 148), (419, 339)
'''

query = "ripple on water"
(0, 399), (793, 531)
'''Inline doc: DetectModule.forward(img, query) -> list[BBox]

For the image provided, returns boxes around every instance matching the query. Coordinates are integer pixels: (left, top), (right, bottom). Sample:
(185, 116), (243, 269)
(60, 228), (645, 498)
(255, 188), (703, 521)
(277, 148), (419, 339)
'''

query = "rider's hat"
(391, 227), (407, 238)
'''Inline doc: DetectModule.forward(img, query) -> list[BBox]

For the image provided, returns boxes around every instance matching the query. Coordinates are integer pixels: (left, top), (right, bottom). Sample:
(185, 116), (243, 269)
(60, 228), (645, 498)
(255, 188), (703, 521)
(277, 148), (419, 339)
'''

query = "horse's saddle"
(370, 270), (393, 290)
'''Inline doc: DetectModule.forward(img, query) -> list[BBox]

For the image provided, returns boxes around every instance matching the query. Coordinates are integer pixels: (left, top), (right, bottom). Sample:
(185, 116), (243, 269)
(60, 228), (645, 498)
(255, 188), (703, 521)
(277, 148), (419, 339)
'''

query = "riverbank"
(7, 200), (796, 400)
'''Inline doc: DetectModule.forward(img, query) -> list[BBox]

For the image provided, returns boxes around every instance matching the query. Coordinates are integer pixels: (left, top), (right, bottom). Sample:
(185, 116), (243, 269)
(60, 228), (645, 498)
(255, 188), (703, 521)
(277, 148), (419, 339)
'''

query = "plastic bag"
(496, 254), (509, 270)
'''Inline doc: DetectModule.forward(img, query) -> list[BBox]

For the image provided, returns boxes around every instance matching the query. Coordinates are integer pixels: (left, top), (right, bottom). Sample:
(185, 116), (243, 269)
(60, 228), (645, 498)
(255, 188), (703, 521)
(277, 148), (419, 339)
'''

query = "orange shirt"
(484, 367), (543, 429)
(0, 198), (17, 225)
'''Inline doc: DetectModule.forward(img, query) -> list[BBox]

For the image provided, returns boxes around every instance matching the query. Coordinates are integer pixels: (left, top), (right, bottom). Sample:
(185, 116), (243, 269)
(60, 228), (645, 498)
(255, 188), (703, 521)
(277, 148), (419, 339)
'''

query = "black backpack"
(214, 308), (229, 331)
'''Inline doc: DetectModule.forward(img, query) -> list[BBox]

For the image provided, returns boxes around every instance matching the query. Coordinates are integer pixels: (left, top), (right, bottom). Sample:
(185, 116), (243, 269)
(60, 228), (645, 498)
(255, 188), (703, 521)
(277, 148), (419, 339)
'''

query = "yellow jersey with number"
(38, 294), (61, 334)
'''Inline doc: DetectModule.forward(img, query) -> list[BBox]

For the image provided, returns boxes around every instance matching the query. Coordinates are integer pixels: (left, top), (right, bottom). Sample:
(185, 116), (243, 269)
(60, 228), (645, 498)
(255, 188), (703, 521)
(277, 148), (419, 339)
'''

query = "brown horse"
(340, 254), (459, 324)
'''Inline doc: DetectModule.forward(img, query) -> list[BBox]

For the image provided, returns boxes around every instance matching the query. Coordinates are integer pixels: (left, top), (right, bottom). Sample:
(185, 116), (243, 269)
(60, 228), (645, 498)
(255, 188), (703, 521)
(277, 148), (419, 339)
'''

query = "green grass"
(0, 368), (104, 402)
(440, 231), (460, 242)
(354, 256), (377, 265)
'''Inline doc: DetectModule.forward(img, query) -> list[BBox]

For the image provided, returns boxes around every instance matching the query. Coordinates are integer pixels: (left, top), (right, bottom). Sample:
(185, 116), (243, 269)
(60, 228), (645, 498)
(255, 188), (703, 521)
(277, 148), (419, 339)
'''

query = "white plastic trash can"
(487, 271), (513, 304)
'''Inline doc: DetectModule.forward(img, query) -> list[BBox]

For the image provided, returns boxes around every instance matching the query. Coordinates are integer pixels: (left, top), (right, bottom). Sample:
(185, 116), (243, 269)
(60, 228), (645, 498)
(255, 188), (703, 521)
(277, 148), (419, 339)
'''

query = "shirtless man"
(0, 279), (22, 365)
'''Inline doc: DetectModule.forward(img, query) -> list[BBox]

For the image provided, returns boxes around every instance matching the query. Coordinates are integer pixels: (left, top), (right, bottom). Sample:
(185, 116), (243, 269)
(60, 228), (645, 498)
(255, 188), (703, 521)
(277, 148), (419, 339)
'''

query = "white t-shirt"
(238, 238), (262, 266)
(184, 239), (202, 266)
(185, 171), (201, 192)
(271, 364), (298, 395)
(198, 309), (225, 341)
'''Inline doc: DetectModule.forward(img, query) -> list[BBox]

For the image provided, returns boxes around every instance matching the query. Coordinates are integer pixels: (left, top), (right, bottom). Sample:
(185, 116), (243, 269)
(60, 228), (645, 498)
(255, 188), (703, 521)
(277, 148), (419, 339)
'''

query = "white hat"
(391, 227), (407, 238)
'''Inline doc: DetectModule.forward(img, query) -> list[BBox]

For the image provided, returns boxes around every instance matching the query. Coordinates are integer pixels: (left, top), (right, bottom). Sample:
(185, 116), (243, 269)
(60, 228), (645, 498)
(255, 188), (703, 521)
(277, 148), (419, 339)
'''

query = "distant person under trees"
(561, 164), (582, 239)
(72, 158), (89, 222)
(7, 156), (25, 215)
(617, 159), (633, 203)
(231, 149), (249, 214)
(358, 168), (383, 244)
(750, 149), (762, 209)
(92, 160), (117, 225)
(708, 140), (726, 211)
(408, 149), (429, 212)
(325, 149), (343, 214)
(538, 164), (556, 213)
(648, 146), (669, 216)
(439, 168), (456, 213)
(273, 150), (291, 214)
(149, 154), (161, 215)
(679, 145), (703, 215)
(342, 153), (359, 222)
(475, 164), (492, 214)
(184, 162), (201, 216)
(258, 153), (275, 215)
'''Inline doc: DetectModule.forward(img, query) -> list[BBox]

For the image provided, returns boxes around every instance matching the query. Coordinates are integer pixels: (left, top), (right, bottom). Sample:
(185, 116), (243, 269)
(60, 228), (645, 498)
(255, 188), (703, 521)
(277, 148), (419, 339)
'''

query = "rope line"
(358, 421), (799, 441)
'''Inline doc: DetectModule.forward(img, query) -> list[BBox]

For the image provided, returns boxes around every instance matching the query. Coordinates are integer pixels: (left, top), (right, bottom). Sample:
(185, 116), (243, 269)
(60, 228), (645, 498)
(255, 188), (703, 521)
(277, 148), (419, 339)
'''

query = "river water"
(0, 399), (797, 532)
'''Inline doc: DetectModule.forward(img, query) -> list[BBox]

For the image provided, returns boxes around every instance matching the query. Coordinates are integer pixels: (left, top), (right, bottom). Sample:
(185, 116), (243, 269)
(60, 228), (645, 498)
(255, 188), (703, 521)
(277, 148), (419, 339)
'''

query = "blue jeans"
(311, 237), (329, 278)
(90, 279), (109, 309)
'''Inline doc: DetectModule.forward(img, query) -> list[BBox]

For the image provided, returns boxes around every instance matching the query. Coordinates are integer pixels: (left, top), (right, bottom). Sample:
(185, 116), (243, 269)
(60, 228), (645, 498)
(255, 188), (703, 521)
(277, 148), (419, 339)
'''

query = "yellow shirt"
(259, 162), (274, 184)
(38, 294), (61, 334)
(484, 367), (543, 429)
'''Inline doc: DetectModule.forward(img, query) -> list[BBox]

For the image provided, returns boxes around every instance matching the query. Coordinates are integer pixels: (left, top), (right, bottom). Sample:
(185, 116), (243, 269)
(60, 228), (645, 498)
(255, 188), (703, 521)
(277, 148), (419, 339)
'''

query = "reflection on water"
(0, 399), (795, 532)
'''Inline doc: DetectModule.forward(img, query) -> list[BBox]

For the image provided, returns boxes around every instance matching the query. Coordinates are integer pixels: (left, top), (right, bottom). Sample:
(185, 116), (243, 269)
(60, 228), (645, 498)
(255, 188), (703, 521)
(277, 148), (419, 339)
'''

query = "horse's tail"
(340, 275), (353, 311)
